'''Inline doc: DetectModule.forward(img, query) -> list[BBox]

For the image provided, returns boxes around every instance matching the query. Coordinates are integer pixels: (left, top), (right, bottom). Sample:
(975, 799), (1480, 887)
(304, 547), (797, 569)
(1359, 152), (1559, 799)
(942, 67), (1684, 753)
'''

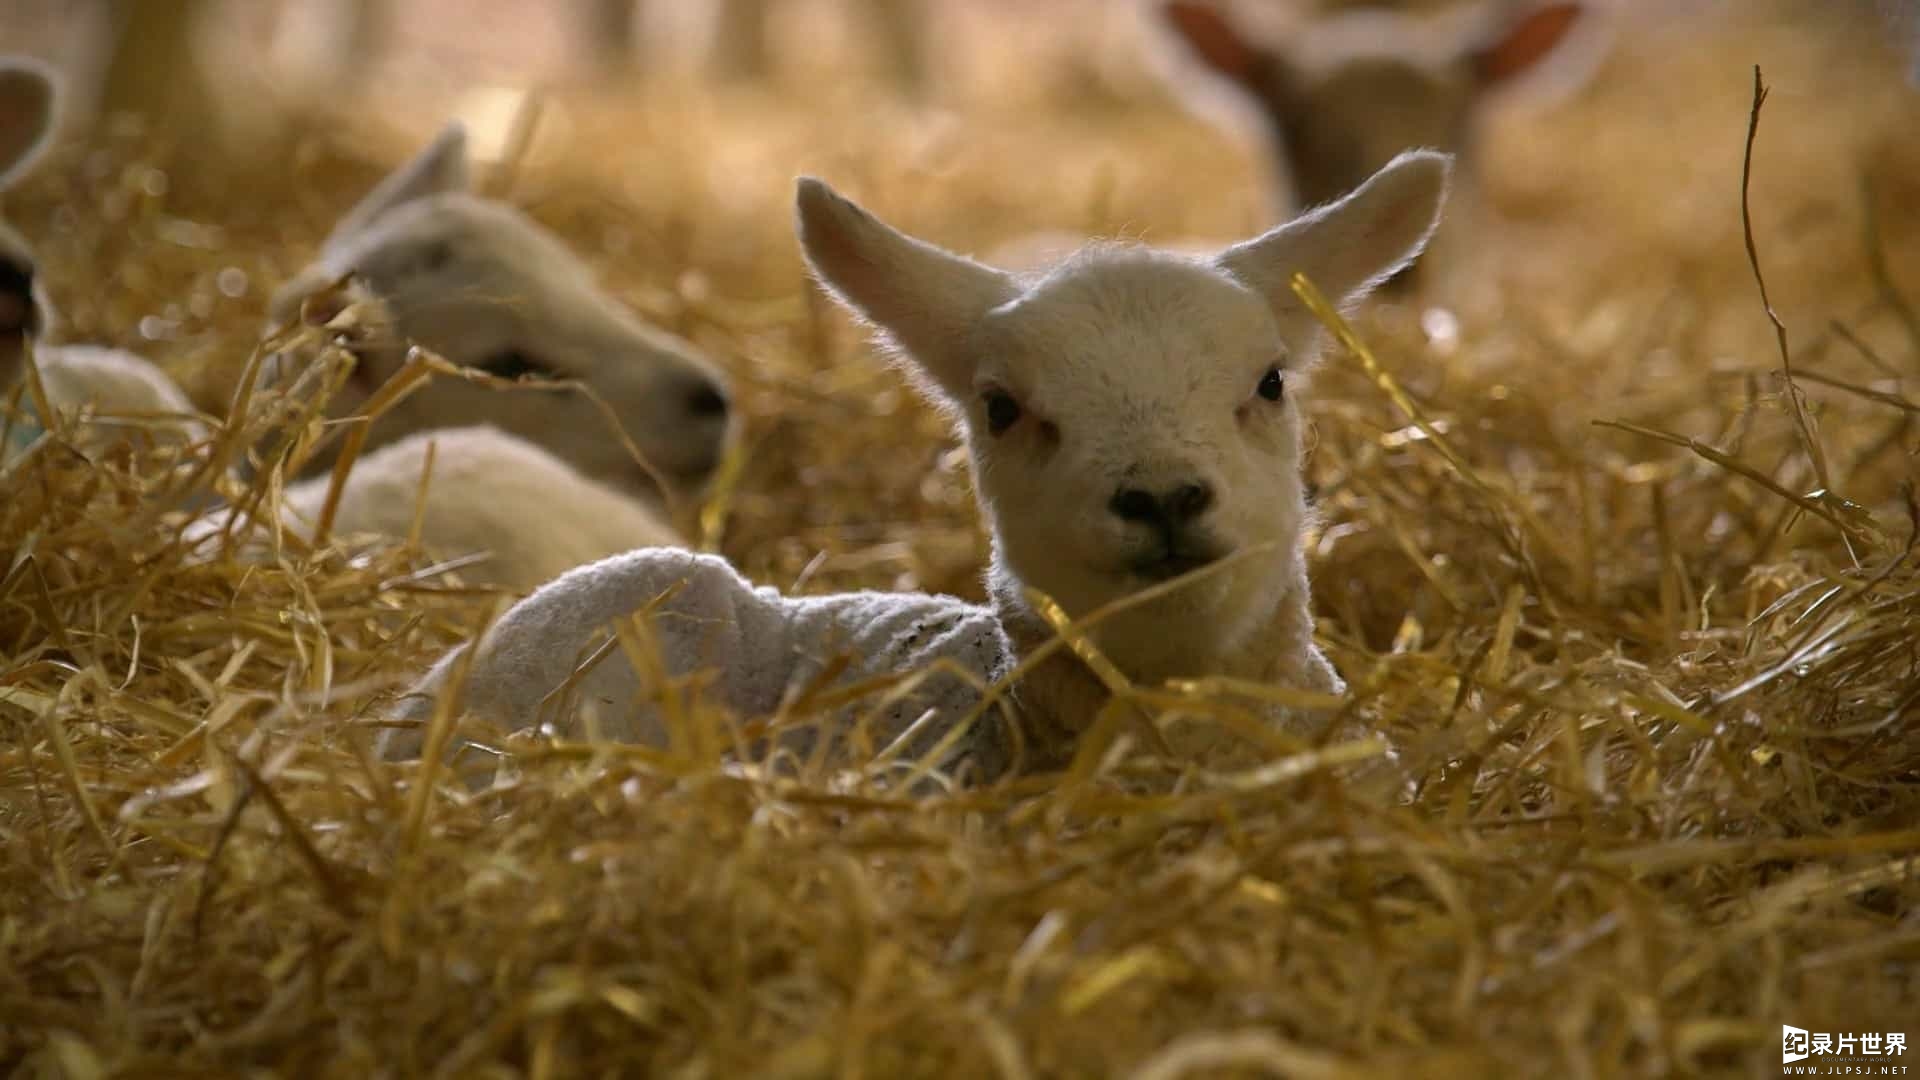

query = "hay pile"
(4, 3), (1919, 1075)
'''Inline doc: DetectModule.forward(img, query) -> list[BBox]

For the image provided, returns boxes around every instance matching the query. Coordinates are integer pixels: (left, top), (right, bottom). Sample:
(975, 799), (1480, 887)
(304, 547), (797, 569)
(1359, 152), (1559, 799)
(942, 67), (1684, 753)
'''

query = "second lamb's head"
(797, 151), (1449, 656)
(268, 124), (734, 504)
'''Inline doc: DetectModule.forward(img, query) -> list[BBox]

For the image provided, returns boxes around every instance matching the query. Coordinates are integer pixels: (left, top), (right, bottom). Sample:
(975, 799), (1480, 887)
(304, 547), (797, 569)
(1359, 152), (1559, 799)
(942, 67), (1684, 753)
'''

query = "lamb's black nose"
(1110, 488), (1161, 524)
(685, 379), (730, 419)
(1109, 482), (1214, 527)
(0, 259), (37, 336)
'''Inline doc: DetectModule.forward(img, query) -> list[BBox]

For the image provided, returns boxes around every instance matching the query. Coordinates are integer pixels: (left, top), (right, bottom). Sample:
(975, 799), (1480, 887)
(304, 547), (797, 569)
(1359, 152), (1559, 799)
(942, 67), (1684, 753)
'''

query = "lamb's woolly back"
(28, 343), (209, 446)
(279, 426), (681, 592)
(384, 548), (1017, 779)
(266, 123), (735, 508)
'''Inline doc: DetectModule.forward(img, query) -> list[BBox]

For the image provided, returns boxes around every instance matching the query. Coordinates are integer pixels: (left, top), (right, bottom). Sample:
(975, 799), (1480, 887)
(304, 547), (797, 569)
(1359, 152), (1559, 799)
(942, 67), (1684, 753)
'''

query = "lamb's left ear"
(1216, 149), (1451, 313)
(323, 122), (470, 253)
(794, 177), (1016, 405)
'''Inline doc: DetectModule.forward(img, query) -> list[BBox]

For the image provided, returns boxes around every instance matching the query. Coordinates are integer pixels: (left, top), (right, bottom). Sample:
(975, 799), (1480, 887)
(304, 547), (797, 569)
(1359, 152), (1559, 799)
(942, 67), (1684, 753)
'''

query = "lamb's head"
(1158, 1), (1589, 279)
(796, 151), (1449, 673)
(0, 56), (59, 385)
(268, 124), (735, 502)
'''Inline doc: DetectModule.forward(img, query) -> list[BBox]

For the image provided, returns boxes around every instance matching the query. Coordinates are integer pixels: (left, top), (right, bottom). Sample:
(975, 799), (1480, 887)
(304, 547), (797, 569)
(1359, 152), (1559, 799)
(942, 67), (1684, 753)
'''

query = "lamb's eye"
(478, 348), (557, 381)
(1256, 366), (1285, 402)
(983, 389), (1023, 435)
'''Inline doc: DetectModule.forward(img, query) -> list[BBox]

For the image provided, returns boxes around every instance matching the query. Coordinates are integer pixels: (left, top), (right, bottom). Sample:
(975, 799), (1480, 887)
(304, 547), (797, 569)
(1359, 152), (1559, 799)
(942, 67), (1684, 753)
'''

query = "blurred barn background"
(4, 1), (1920, 1074)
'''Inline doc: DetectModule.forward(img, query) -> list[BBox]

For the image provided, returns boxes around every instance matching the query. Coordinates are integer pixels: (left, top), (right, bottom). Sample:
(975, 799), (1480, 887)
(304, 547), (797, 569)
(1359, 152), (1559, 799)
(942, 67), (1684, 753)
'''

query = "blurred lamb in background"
(980, 0), (1604, 284)
(263, 121), (736, 525)
(0, 54), (691, 589)
(1123, 0), (1920, 329)
(1154, 0), (1604, 214)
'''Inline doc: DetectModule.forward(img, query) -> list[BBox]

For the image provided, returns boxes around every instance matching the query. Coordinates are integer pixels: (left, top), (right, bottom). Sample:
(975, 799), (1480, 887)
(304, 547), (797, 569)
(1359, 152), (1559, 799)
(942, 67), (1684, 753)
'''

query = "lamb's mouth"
(1127, 544), (1228, 583)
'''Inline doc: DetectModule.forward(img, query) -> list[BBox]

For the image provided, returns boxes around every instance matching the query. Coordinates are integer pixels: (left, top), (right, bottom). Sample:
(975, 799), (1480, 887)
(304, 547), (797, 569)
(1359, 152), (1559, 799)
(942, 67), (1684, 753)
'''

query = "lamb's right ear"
(323, 122), (470, 251)
(1217, 150), (1451, 314)
(794, 177), (1015, 403)
(0, 58), (58, 192)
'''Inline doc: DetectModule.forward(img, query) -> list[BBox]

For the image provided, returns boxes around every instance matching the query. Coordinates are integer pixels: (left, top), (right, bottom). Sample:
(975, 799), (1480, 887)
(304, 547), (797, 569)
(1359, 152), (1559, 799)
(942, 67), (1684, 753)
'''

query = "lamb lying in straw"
(0, 53), (707, 592)
(263, 119), (736, 523)
(210, 119), (738, 590)
(386, 149), (1452, 782)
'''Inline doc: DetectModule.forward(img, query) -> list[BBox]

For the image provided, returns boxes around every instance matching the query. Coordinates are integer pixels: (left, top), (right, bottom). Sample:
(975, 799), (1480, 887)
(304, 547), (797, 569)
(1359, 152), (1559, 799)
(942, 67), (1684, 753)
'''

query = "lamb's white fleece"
(4, 344), (208, 464)
(387, 548), (1020, 778)
(278, 426), (681, 592)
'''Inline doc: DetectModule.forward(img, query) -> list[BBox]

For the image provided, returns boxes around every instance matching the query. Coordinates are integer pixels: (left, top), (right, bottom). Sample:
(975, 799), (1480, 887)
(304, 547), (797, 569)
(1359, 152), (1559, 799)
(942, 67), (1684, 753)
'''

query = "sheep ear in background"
(1471, 3), (1581, 84)
(1466, 2), (1607, 107)
(322, 121), (471, 252)
(0, 57), (57, 192)
(1158, 1), (1265, 86)
(1216, 149), (1451, 318)
(793, 176), (1016, 406)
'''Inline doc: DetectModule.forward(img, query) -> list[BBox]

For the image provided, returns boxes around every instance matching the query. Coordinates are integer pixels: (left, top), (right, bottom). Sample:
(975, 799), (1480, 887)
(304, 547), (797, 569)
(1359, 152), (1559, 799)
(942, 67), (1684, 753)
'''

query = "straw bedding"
(2, 3), (1918, 1075)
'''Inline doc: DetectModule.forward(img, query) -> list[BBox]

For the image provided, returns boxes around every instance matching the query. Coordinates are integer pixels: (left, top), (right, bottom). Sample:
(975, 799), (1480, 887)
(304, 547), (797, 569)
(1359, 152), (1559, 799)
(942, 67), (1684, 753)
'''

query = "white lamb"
(0, 57), (209, 465)
(264, 120), (735, 519)
(385, 150), (1451, 780)
(191, 282), (683, 592)
(228, 118), (744, 589)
